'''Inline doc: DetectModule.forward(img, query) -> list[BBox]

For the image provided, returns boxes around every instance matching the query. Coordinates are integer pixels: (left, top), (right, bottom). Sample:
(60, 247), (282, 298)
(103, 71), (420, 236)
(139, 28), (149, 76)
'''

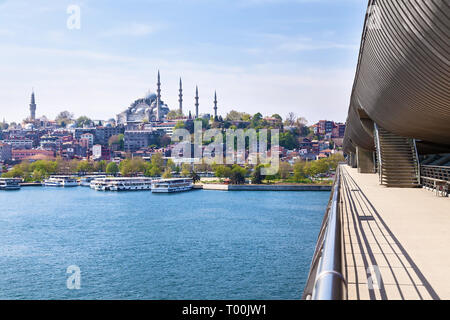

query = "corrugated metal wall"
(344, 0), (450, 152)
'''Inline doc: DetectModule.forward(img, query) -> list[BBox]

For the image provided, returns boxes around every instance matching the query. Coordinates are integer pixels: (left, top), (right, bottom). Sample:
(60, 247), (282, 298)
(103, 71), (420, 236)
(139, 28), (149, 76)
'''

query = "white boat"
(79, 175), (106, 187)
(0, 178), (21, 190)
(90, 177), (153, 191)
(151, 178), (193, 193)
(43, 176), (78, 187)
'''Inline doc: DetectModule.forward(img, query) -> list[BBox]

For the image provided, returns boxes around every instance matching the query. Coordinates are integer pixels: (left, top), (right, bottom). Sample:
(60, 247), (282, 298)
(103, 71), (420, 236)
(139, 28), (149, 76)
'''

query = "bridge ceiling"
(344, 0), (450, 152)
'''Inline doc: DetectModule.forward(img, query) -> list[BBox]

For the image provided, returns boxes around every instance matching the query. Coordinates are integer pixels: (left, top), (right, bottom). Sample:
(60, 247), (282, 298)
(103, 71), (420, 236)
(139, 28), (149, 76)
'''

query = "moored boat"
(90, 177), (153, 191)
(151, 178), (193, 193)
(79, 175), (106, 187)
(0, 178), (21, 190)
(43, 176), (78, 187)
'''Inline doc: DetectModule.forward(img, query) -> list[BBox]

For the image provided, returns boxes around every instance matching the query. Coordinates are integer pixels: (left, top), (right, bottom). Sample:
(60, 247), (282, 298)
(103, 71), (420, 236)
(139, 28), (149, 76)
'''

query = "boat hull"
(151, 186), (193, 193)
(0, 186), (21, 191)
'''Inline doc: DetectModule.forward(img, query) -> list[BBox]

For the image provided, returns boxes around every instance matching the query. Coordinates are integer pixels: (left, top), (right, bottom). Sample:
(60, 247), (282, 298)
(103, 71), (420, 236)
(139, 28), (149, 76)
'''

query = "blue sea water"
(0, 187), (328, 299)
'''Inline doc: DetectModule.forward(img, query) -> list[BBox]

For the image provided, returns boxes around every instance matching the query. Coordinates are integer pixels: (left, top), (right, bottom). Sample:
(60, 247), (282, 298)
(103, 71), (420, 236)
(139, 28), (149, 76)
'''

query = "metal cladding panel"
(343, 131), (356, 154)
(344, 0), (450, 151)
(348, 101), (375, 151)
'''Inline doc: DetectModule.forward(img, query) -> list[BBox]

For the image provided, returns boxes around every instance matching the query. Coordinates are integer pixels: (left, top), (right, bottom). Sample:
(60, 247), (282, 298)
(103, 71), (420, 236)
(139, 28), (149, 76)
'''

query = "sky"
(0, 0), (367, 124)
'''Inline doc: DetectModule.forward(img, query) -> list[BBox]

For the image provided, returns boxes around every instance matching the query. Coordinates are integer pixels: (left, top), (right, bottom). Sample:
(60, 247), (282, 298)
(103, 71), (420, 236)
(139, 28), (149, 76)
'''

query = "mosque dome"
(144, 91), (157, 101)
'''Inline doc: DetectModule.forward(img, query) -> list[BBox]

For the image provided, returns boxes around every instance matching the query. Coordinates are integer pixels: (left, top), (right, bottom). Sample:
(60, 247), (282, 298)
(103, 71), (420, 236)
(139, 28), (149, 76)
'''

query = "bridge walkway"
(340, 165), (450, 300)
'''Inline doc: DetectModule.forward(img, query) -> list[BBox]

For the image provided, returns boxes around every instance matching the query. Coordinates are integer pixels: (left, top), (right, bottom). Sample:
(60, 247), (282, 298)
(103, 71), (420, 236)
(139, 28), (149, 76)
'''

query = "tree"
(119, 158), (146, 176)
(251, 165), (263, 184)
(225, 110), (242, 121)
(94, 160), (107, 172)
(230, 165), (246, 185)
(181, 163), (191, 177)
(314, 159), (329, 175)
(271, 114), (283, 122)
(174, 121), (185, 129)
(214, 165), (232, 178)
(232, 164), (247, 177)
(167, 110), (184, 120)
(2, 160), (61, 181)
(166, 159), (176, 171)
(76, 161), (94, 173)
(149, 166), (161, 177)
(191, 171), (200, 184)
(162, 168), (172, 179)
(119, 159), (131, 176)
(106, 162), (119, 175)
(151, 153), (164, 171)
(108, 134), (124, 150)
(323, 153), (345, 170)
(55, 111), (74, 127)
(230, 170), (245, 185)
(68, 159), (80, 174)
(279, 131), (298, 150)
(251, 113), (263, 128)
(295, 117), (309, 136)
(2, 166), (24, 178)
(278, 162), (292, 179)
(31, 169), (45, 182)
(30, 160), (57, 176)
(293, 161), (306, 181)
(241, 113), (251, 122)
(285, 112), (296, 127)
(303, 161), (318, 178)
(225, 110), (250, 122)
(76, 116), (92, 128)
(195, 161), (211, 173)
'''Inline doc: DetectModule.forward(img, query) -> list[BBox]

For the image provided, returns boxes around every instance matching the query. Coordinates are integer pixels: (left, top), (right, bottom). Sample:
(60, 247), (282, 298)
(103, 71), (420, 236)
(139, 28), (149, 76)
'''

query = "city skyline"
(0, 0), (366, 123)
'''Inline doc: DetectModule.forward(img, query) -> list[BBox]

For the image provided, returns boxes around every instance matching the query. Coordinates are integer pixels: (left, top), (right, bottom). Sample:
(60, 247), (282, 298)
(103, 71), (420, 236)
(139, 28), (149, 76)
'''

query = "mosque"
(116, 71), (219, 128)
(116, 71), (170, 127)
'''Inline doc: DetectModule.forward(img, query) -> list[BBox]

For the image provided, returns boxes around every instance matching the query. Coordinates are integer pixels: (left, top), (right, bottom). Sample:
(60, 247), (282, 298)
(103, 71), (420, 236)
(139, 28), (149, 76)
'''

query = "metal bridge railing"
(413, 139), (421, 185)
(374, 124), (382, 183)
(302, 165), (346, 300)
(420, 165), (450, 193)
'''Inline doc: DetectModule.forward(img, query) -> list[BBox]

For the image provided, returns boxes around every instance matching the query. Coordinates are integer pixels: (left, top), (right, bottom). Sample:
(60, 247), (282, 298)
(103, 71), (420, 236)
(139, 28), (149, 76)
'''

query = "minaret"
(213, 91), (218, 119)
(195, 86), (199, 119)
(156, 70), (161, 121)
(178, 78), (183, 114)
(30, 90), (36, 121)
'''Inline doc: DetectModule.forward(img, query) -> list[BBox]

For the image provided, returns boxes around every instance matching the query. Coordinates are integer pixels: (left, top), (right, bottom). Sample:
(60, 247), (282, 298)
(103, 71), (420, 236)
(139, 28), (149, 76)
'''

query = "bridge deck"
(340, 165), (450, 300)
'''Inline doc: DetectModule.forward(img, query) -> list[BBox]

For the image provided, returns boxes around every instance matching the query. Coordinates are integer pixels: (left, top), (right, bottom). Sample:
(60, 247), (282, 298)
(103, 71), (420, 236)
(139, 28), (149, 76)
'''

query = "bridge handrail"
(302, 164), (345, 300)
(374, 123), (382, 183)
(413, 139), (421, 184)
(421, 165), (450, 170)
(420, 165), (450, 190)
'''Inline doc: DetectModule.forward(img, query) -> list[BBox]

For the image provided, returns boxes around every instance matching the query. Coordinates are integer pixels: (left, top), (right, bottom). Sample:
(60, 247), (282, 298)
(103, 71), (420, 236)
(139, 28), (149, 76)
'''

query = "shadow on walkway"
(340, 167), (439, 300)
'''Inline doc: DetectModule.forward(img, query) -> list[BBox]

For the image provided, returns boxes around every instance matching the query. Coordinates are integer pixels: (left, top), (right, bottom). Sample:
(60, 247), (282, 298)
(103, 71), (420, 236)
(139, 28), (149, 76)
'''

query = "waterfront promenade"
(340, 165), (450, 300)
(197, 184), (332, 191)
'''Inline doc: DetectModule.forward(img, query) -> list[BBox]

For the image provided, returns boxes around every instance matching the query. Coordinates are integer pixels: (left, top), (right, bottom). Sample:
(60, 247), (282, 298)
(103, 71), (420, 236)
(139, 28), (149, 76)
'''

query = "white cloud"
(277, 40), (357, 52)
(253, 32), (358, 53)
(100, 23), (158, 37)
(0, 28), (14, 36)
